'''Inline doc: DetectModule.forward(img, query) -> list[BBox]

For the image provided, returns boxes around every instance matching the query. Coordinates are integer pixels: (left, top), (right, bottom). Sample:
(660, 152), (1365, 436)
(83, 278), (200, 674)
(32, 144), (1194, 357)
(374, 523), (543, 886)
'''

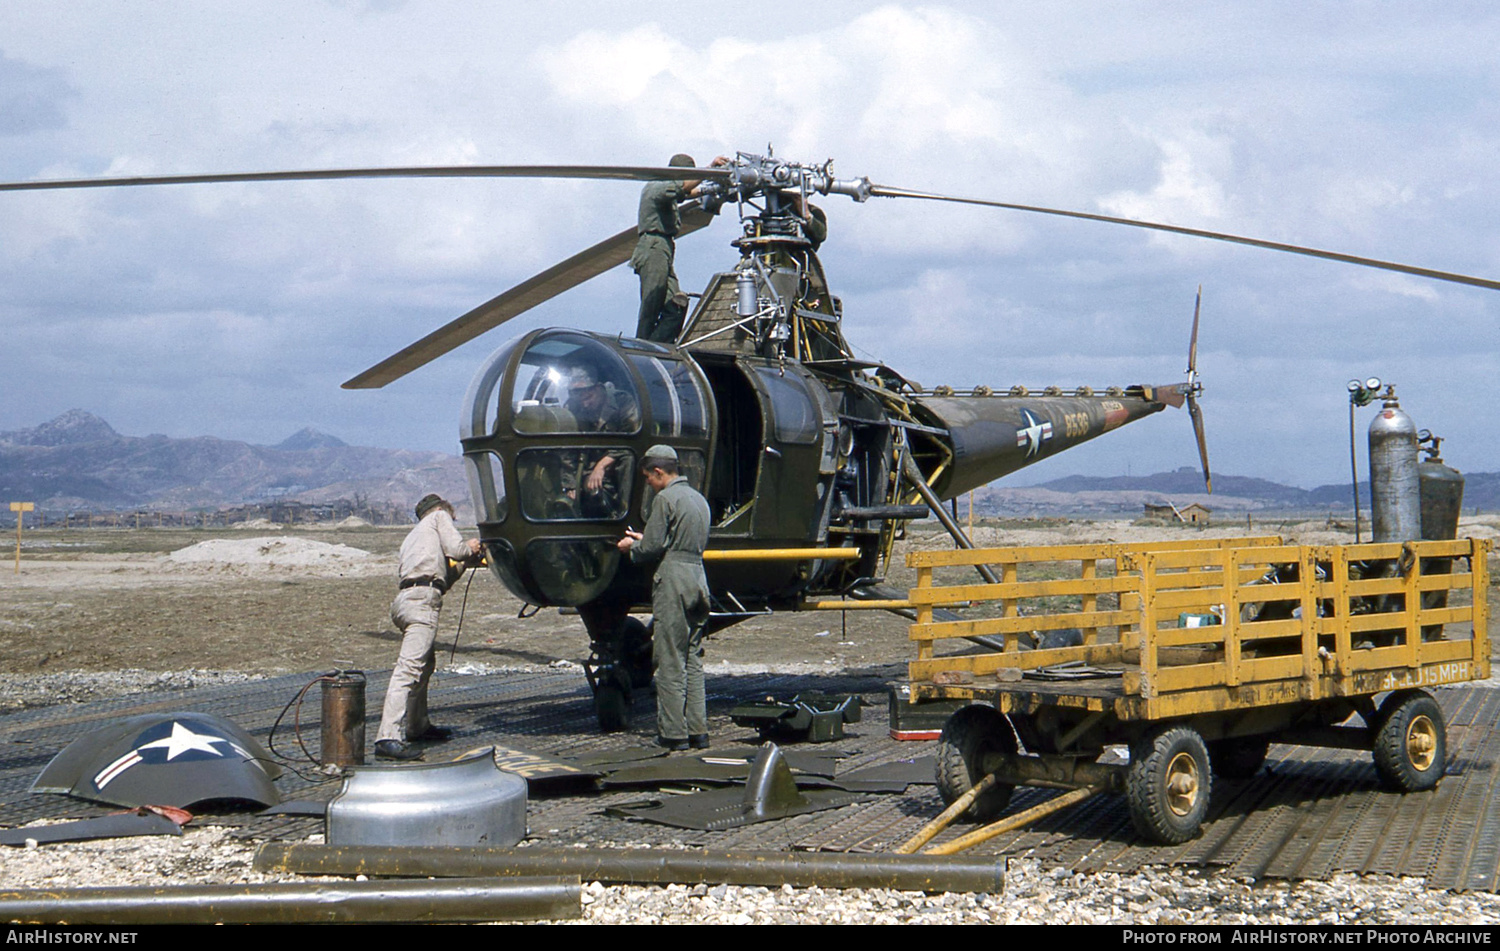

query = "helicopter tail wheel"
(1372, 690), (1446, 792)
(1127, 724), (1211, 844)
(935, 705), (1016, 822)
(594, 665), (633, 734)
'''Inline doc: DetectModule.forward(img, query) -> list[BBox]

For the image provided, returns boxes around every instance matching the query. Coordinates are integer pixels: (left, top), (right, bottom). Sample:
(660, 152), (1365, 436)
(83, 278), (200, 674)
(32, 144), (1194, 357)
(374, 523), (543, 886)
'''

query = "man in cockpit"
(559, 365), (639, 518)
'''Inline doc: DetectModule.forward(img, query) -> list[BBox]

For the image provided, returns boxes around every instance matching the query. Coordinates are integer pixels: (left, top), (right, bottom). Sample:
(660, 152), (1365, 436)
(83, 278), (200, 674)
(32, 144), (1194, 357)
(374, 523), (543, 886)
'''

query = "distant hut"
(1143, 501), (1212, 526)
(1144, 502), (1177, 522)
(1180, 503), (1212, 526)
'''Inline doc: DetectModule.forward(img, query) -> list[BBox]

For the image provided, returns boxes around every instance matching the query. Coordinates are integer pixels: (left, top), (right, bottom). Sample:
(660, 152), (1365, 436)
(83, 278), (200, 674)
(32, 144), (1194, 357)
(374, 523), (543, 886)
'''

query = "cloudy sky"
(2, 1), (1496, 488)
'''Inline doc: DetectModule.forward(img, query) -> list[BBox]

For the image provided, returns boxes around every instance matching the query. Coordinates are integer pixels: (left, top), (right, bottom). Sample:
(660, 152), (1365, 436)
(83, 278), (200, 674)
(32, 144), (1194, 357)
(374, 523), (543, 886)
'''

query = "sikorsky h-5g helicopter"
(8, 152), (1500, 730)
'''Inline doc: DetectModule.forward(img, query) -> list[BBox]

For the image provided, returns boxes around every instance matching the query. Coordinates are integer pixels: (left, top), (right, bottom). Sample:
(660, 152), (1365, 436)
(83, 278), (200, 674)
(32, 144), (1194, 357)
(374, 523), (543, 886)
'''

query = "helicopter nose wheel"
(622, 617), (655, 691)
(593, 670), (632, 734)
(584, 656), (633, 733)
(584, 616), (655, 733)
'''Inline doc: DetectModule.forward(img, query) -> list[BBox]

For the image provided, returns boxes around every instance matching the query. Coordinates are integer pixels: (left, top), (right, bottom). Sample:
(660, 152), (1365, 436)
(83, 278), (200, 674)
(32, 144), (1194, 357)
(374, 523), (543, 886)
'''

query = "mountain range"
(0, 410), (466, 516)
(978, 466), (1499, 517)
(2, 411), (1494, 518)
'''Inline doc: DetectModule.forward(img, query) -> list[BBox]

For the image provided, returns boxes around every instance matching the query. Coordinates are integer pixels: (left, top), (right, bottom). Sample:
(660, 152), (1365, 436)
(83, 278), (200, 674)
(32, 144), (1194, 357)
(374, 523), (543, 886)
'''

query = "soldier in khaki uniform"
(617, 445), (712, 750)
(374, 494), (481, 761)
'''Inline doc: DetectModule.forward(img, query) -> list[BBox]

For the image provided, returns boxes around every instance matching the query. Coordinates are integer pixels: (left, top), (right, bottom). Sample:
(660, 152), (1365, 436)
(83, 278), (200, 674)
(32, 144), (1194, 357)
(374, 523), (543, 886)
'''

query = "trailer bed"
(901, 535), (1492, 845)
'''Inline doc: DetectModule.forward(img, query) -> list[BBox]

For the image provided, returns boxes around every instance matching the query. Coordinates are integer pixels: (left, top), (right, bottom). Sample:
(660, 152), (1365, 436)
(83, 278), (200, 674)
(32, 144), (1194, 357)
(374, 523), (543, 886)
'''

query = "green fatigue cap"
(642, 444), (678, 467)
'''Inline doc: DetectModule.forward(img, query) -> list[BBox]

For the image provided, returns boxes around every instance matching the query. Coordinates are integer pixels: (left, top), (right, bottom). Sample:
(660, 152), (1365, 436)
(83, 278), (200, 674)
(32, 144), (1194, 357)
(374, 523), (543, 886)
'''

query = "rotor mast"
(691, 151), (871, 362)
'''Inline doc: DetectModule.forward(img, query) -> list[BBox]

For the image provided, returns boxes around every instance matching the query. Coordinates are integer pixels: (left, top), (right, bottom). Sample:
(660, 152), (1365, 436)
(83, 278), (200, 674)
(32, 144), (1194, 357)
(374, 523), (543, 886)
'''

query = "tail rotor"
(1185, 286), (1211, 493)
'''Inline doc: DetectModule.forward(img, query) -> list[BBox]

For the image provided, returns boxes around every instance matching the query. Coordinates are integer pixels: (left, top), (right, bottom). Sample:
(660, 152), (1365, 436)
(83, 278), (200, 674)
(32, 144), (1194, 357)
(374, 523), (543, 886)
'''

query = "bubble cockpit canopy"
(461, 329), (713, 606)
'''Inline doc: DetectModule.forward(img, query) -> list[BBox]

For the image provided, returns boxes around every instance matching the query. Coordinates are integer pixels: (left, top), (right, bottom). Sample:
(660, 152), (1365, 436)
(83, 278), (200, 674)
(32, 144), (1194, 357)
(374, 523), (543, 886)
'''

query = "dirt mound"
(167, 536), (373, 567)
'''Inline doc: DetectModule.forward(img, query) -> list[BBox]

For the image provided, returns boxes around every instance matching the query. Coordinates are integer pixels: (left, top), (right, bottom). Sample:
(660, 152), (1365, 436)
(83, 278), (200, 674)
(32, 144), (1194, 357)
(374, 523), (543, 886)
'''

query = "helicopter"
(7, 152), (1499, 731)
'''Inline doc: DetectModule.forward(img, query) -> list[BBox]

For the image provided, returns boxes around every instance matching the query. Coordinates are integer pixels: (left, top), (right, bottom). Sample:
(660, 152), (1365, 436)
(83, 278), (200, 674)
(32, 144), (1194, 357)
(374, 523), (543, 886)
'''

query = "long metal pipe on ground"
(255, 844), (1004, 894)
(0, 876), (580, 924)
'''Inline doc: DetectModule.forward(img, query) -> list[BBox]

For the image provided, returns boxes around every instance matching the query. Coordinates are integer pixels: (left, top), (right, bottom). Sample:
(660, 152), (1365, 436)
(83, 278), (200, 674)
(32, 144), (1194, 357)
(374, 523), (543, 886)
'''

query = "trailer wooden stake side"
(905, 536), (1492, 846)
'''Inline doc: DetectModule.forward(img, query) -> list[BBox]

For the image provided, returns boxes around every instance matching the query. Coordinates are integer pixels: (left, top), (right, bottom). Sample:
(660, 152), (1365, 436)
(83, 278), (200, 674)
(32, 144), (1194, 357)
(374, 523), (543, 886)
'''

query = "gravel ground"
(3, 520), (1498, 924)
(3, 827), (1500, 924)
(3, 665), (1500, 924)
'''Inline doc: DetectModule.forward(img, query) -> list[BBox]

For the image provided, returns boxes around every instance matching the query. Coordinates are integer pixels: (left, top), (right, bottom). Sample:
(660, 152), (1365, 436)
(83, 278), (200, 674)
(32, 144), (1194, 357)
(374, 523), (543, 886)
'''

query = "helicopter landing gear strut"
(581, 611), (655, 733)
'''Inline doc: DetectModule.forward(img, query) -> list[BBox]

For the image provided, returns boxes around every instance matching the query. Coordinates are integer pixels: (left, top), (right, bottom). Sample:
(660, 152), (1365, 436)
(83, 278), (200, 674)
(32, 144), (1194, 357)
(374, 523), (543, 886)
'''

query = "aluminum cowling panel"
(328, 752), (527, 848)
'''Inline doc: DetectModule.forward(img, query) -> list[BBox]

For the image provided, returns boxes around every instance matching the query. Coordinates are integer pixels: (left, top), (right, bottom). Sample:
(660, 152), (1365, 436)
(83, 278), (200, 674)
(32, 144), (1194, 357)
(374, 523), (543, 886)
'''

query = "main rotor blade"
(0, 164), (734, 193)
(343, 206), (715, 389)
(869, 185), (1500, 293)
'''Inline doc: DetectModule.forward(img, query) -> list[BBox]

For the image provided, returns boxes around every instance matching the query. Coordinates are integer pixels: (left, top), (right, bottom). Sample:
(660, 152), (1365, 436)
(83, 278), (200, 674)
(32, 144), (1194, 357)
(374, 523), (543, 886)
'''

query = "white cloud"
(0, 2), (1495, 483)
(1099, 135), (1231, 226)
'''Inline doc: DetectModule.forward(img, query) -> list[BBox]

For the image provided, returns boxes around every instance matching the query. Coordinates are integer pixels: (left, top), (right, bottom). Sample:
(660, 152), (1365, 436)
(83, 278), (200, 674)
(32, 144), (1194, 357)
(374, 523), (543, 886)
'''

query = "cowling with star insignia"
(31, 712), (282, 809)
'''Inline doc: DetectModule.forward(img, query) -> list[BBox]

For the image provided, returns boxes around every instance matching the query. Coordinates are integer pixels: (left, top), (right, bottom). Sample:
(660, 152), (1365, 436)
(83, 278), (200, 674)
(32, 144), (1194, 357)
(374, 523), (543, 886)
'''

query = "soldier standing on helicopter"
(632, 153), (727, 343)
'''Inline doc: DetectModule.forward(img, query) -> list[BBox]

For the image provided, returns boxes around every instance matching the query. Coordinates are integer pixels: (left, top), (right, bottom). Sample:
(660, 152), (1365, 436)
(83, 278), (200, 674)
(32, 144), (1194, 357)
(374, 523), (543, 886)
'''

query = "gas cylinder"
(1418, 438), (1465, 542)
(1368, 392), (1420, 543)
(1417, 435), (1464, 639)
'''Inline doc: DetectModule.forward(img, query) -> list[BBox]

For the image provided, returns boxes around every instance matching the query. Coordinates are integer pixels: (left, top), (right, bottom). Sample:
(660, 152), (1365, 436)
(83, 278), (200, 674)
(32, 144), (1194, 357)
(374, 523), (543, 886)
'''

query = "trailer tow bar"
(897, 778), (1108, 856)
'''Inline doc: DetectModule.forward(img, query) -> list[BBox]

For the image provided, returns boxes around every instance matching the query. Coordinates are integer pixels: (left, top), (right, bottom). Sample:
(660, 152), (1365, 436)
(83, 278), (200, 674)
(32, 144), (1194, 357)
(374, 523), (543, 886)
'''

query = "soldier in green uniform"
(792, 192), (828, 251)
(616, 445), (712, 750)
(631, 153), (726, 343)
(558, 365), (639, 518)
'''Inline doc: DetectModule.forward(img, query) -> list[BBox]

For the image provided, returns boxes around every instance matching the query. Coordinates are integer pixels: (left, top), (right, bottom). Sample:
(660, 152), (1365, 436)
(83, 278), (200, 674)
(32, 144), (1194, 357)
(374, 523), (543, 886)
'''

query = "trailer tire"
(936, 705), (1015, 822)
(1372, 690), (1446, 792)
(1208, 737), (1270, 779)
(1128, 724), (1211, 844)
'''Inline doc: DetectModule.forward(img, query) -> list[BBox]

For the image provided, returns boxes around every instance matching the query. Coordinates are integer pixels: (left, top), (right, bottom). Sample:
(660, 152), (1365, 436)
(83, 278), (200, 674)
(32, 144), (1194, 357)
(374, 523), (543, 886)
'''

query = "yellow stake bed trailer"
(905, 536), (1491, 845)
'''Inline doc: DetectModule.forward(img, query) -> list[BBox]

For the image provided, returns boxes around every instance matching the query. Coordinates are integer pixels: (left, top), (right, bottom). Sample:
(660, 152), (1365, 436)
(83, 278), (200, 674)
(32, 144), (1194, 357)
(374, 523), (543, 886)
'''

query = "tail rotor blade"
(1188, 395), (1212, 494)
(1188, 285), (1201, 376)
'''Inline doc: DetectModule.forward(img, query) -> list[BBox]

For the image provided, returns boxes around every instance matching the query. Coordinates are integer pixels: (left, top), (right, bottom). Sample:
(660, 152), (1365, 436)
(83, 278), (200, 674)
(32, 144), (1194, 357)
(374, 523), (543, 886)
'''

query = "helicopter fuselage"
(458, 318), (1170, 623)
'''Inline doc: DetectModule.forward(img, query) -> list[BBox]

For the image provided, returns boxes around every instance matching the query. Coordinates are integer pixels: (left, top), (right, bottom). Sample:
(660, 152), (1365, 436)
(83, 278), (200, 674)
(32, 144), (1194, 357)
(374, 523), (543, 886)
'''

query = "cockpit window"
(639, 448), (706, 518)
(627, 354), (709, 439)
(516, 447), (635, 522)
(751, 365), (821, 445)
(525, 538), (620, 606)
(464, 450), (507, 525)
(509, 334), (641, 437)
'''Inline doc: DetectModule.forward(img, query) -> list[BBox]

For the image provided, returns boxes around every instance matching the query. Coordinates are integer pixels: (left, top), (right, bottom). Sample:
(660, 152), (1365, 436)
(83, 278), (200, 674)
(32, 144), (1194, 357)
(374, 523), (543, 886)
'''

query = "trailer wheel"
(1372, 690), (1446, 792)
(1127, 724), (1211, 844)
(1208, 737), (1270, 780)
(936, 705), (1015, 821)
